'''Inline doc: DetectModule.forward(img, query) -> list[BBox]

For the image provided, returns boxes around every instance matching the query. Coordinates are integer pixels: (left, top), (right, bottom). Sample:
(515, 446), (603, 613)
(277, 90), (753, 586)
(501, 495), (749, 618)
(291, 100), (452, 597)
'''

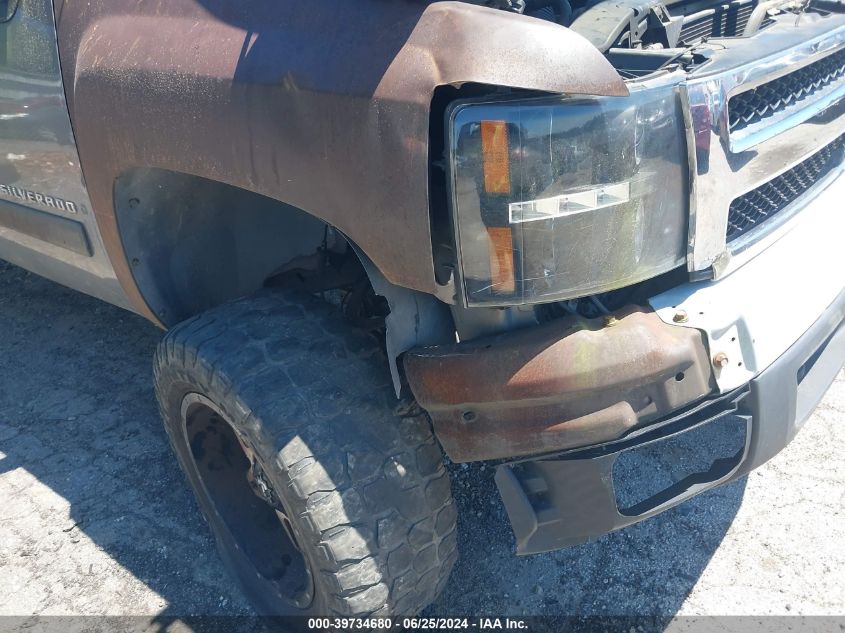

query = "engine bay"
(462, 0), (845, 76)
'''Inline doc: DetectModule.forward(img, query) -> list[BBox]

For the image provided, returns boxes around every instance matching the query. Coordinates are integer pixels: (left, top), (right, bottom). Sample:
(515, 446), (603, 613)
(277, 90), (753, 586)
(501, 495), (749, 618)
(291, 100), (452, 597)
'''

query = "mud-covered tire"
(153, 290), (458, 616)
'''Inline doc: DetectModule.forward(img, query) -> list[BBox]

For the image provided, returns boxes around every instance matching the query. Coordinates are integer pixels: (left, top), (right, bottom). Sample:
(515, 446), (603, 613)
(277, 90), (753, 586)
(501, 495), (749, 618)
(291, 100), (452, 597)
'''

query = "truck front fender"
(55, 0), (627, 321)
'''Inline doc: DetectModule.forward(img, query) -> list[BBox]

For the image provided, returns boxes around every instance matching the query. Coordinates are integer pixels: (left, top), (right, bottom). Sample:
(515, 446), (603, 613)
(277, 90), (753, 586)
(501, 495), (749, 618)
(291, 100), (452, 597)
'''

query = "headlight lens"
(449, 81), (688, 306)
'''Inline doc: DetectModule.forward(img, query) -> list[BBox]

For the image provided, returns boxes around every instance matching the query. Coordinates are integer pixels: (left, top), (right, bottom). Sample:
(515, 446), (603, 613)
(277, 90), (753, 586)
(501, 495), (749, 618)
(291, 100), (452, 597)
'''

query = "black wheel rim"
(181, 394), (315, 609)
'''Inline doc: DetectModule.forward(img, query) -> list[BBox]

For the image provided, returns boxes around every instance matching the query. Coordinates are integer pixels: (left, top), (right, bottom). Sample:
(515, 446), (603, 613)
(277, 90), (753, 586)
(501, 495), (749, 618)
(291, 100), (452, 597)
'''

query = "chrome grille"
(685, 18), (845, 275)
(726, 134), (845, 242)
(728, 48), (845, 134)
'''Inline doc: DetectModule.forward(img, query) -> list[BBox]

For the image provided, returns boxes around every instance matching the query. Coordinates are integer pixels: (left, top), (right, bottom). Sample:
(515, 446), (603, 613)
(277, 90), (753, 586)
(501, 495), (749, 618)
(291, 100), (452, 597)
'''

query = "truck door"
(0, 0), (129, 307)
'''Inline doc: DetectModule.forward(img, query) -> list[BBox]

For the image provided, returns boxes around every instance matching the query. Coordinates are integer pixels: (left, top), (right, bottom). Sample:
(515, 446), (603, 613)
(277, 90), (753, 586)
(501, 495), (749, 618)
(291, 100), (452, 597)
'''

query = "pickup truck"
(2, 0), (844, 618)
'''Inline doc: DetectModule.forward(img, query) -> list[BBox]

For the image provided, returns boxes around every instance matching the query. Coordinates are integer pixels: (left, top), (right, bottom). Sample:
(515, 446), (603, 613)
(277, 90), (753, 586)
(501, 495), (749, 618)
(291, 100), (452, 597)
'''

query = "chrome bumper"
(650, 168), (845, 392)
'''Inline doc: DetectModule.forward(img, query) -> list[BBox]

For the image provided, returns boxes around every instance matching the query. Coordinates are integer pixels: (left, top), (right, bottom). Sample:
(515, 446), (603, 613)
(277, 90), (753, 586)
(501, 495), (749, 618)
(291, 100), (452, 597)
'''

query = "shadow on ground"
(0, 261), (745, 617)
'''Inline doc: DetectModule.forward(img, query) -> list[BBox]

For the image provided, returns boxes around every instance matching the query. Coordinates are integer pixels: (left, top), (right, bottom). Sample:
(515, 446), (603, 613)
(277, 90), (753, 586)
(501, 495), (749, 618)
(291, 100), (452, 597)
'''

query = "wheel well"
(115, 168), (333, 325)
(114, 168), (455, 395)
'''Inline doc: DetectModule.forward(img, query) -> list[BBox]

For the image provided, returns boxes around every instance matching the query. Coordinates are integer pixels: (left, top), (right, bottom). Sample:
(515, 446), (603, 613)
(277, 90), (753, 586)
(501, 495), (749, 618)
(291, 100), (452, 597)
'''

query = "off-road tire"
(153, 290), (458, 616)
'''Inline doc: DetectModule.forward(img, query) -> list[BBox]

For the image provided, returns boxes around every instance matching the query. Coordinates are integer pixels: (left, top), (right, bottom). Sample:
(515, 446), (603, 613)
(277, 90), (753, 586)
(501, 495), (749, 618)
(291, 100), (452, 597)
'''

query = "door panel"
(0, 0), (129, 308)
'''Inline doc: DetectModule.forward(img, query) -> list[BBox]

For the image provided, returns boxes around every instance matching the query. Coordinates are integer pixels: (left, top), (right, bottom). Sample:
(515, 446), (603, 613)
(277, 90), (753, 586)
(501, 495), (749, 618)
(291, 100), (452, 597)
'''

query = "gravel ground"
(0, 259), (843, 618)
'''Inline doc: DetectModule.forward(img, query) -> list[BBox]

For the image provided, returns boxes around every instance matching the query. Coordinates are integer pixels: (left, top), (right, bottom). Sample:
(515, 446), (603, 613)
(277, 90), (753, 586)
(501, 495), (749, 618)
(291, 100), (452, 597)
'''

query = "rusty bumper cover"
(404, 308), (715, 463)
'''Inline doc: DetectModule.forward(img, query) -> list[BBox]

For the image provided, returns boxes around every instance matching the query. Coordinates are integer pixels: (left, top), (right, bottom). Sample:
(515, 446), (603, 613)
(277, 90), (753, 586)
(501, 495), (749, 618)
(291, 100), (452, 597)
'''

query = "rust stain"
(404, 308), (715, 462)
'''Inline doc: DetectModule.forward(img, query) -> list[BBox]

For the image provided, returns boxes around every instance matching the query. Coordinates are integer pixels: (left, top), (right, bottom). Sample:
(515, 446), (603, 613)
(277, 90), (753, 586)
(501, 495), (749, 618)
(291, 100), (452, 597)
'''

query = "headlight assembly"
(448, 77), (688, 306)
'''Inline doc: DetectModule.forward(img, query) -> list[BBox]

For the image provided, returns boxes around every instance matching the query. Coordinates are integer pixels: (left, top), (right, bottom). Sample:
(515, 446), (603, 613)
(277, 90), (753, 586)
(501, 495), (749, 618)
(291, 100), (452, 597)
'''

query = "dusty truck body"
(2, 0), (845, 617)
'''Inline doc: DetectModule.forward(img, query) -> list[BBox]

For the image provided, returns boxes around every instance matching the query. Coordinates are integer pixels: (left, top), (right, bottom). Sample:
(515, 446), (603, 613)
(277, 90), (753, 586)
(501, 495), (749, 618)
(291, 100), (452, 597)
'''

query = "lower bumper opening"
(613, 414), (747, 516)
(494, 390), (751, 555)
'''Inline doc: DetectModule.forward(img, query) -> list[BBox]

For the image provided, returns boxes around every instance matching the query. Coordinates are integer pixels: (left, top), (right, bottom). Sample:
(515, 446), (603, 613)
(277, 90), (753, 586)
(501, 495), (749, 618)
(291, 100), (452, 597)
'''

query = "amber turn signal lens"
(480, 120), (511, 194)
(486, 226), (516, 293)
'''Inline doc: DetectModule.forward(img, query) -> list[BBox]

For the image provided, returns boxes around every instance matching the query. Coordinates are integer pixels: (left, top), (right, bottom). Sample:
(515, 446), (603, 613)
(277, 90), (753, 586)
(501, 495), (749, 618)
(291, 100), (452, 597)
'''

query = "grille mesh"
(728, 48), (845, 134)
(726, 135), (845, 242)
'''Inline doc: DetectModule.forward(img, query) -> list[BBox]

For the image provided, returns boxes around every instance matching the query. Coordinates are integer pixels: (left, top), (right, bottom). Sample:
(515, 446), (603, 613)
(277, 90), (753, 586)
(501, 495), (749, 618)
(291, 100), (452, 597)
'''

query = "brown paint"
(53, 0), (627, 322)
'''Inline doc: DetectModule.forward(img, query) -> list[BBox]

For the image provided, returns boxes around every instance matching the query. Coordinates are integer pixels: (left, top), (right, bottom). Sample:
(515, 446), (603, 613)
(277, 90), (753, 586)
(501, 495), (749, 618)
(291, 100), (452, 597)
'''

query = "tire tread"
(153, 290), (456, 616)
